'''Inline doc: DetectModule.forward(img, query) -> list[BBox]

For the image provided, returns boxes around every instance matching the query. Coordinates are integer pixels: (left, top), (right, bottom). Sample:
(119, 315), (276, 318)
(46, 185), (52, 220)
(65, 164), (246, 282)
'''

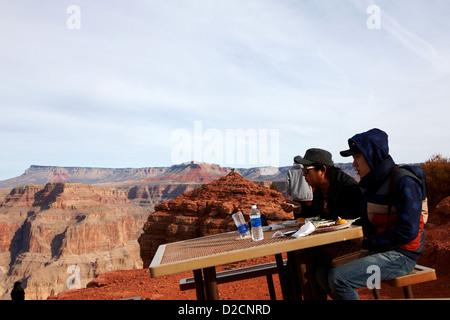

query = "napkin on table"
(291, 221), (315, 238)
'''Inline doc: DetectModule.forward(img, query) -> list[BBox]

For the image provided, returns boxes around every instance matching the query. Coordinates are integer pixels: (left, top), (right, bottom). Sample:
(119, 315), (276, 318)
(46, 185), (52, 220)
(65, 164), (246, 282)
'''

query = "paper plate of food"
(283, 216), (333, 228)
(313, 218), (359, 233)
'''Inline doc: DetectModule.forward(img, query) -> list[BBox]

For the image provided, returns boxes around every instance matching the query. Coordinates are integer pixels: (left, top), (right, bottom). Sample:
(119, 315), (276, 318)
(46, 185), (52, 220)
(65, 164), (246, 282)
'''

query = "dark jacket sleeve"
(329, 171), (361, 220)
(334, 183), (361, 219)
(362, 176), (423, 252)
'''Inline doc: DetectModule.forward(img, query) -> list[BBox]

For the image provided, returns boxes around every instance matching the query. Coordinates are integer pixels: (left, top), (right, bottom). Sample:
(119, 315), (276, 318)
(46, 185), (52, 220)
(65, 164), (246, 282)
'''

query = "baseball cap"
(340, 141), (361, 157)
(294, 148), (334, 167)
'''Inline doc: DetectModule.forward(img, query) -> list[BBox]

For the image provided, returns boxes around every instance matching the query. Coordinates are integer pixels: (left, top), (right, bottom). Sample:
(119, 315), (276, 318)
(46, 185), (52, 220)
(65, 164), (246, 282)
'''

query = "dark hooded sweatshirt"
(346, 129), (425, 261)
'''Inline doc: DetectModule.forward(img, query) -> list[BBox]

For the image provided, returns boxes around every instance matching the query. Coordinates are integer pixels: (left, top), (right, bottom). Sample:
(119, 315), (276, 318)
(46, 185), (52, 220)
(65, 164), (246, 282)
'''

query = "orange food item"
(297, 217), (305, 223)
(335, 218), (347, 225)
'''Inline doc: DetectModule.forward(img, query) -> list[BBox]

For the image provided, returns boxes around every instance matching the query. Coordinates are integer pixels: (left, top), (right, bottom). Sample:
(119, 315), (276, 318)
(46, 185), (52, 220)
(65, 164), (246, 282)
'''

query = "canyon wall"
(0, 183), (149, 300)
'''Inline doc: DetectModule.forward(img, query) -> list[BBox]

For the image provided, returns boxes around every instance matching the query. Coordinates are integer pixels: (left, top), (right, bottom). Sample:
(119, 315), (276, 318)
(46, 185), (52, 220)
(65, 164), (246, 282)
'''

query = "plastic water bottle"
(250, 205), (264, 241)
(232, 211), (251, 239)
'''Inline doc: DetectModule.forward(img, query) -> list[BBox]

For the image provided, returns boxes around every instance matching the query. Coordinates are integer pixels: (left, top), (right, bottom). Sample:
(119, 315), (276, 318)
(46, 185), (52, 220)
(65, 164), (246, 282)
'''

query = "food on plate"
(297, 217), (306, 227)
(335, 218), (347, 225)
(315, 218), (349, 229)
(316, 223), (335, 229)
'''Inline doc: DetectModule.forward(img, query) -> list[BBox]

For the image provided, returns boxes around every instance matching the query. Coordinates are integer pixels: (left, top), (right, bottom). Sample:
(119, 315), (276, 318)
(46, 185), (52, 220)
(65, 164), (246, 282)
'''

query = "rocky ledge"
(138, 171), (292, 267)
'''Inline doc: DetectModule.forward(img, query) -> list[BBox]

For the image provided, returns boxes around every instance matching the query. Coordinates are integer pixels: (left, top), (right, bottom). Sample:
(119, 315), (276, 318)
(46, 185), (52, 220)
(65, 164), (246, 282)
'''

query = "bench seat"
(373, 264), (437, 299)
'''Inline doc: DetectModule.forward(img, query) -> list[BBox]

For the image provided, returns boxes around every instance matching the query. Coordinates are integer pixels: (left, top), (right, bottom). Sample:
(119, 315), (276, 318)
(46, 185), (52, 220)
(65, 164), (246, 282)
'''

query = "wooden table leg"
(193, 269), (205, 300)
(203, 267), (219, 300)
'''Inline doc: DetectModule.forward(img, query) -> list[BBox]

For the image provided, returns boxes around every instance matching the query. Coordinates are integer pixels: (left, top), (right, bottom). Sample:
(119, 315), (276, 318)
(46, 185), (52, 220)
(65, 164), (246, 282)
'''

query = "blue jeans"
(315, 250), (416, 300)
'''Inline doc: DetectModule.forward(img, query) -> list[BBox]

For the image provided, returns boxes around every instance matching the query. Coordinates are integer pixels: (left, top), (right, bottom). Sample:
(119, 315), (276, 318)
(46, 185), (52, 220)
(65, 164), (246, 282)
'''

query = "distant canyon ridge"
(0, 162), (358, 189)
(0, 162), (356, 299)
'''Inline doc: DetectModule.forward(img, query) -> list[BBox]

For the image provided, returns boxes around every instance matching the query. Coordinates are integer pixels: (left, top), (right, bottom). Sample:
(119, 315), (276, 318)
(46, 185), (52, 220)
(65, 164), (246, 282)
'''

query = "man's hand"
(281, 201), (301, 214)
(281, 201), (295, 213)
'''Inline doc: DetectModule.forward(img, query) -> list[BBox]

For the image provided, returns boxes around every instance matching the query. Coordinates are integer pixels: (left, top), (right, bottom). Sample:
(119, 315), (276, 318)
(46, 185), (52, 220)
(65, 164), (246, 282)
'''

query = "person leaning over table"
(285, 156), (313, 206)
(281, 148), (361, 220)
(315, 128), (426, 300)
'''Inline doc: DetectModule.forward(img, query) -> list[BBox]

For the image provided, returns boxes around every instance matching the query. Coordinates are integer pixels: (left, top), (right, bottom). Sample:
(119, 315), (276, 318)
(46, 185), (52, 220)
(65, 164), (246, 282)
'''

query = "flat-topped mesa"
(138, 171), (291, 267)
(0, 162), (231, 188)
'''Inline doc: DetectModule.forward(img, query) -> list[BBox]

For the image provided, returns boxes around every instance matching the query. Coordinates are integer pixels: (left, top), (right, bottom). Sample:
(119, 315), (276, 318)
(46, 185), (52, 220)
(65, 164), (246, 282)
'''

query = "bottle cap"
(251, 205), (257, 209)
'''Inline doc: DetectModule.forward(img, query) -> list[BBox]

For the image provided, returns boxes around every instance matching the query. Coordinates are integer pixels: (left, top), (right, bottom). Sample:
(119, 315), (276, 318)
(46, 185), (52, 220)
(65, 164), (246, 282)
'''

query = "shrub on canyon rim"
(420, 154), (450, 207)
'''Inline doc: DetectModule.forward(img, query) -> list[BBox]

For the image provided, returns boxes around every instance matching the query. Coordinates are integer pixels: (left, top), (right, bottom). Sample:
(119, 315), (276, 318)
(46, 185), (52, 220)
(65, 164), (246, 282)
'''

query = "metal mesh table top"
(160, 226), (298, 265)
(150, 224), (363, 277)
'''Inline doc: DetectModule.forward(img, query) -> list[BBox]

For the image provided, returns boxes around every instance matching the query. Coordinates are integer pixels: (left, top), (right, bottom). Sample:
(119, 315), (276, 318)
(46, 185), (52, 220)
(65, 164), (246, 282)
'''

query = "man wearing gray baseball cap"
(282, 148), (360, 220)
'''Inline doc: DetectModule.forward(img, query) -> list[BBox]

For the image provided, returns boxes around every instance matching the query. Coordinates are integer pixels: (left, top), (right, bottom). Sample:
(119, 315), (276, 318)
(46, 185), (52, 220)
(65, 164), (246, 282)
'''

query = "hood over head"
(340, 128), (390, 170)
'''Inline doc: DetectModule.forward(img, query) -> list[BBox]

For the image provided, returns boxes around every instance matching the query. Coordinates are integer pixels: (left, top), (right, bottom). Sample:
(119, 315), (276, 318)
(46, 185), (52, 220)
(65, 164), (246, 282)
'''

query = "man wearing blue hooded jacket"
(316, 128), (426, 300)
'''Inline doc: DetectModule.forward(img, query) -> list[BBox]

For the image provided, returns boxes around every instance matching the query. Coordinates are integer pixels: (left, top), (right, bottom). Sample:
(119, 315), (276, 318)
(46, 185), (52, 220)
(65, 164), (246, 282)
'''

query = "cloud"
(382, 12), (450, 73)
(0, 0), (449, 180)
(351, 0), (450, 73)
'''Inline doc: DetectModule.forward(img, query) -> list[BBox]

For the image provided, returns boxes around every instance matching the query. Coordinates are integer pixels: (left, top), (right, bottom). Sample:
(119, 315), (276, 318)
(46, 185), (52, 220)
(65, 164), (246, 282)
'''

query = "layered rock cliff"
(0, 183), (149, 300)
(0, 162), (231, 188)
(1, 161), (361, 189)
(138, 171), (292, 268)
(126, 183), (202, 207)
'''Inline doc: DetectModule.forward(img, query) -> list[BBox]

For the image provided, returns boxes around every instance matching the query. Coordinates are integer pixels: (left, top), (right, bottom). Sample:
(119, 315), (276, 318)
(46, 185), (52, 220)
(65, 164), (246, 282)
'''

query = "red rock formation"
(126, 183), (202, 207)
(138, 171), (292, 268)
(0, 183), (149, 300)
(1, 184), (45, 207)
(418, 196), (450, 275)
(138, 162), (229, 184)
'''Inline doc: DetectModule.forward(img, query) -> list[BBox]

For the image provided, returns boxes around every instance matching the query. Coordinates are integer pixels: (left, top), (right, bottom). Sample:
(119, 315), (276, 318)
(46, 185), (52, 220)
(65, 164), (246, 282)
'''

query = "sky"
(0, 0), (449, 181)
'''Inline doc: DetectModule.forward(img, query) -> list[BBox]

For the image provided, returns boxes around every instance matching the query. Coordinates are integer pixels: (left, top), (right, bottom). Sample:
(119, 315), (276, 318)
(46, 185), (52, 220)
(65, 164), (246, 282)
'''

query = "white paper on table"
(291, 221), (315, 238)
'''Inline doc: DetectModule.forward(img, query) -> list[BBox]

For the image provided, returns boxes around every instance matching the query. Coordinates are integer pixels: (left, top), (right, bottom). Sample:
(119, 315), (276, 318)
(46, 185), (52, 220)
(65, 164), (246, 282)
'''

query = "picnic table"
(149, 222), (363, 300)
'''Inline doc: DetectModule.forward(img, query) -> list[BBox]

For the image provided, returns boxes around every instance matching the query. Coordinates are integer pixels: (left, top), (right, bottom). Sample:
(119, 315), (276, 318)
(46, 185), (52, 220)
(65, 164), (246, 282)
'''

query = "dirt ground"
(48, 254), (449, 301)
